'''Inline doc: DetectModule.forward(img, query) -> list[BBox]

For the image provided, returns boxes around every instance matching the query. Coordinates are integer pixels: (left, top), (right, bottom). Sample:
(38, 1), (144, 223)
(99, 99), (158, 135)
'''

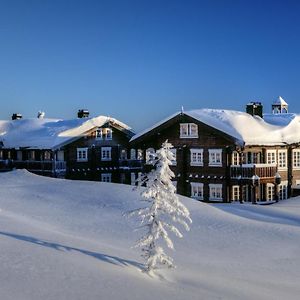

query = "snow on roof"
(273, 96), (288, 106)
(131, 109), (300, 146)
(0, 116), (132, 150)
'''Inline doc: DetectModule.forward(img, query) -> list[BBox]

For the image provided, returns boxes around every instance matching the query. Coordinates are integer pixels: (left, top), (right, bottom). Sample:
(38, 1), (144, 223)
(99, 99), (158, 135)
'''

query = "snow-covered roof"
(131, 109), (300, 146)
(0, 116), (132, 150)
(273, 96), (288, 106)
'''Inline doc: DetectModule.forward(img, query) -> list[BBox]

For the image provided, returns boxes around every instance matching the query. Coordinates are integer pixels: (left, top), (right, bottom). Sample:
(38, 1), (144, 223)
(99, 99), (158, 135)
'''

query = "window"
(101, 147), (112, 161)
(279, 181), (288, 200)
(96, 128), (113, 140)
(266, 150), (276, 164)
(278, 150), (287, 169)
(28, 150), (35, 161)
(0, 150), (3, 160)
(190, 149), (203, 166)
(170, 148), (177, 166)
(120, 149), (127, 160)
(232, 151), (240, 165)
(77, 148), (88, 162)
(293, 149), (300, 169)
(130, 149), (136, 160)
(44, 151), (51, 160)
(191, 182), (204, 200)
(266, 183), (275, 201)
(209, 184), (223, 201)
(231, 186), (240, 201)
(209, 149), (222, 166)
(7, 151), (11, 159)
(101, 173), (112, 182)
(146, 148), (155, 164)
(180, 123), (198, 138)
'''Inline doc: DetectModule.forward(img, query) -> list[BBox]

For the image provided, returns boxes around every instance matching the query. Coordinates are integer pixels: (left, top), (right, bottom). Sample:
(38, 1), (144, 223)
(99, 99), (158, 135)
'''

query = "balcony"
(119, 159), (143, 169)
(230, 164), (277, 181)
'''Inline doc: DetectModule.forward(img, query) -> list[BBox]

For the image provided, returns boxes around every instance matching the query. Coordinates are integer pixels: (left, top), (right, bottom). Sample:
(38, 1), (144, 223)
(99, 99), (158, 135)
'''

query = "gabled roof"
(273, 96), (288, 106)
(0, 116), (133, 150)
(131, 109), (300, 146)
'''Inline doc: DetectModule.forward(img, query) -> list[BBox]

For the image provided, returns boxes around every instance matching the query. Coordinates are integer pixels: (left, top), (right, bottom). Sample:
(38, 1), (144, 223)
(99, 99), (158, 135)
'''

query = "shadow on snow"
(0, 231), (143, 270)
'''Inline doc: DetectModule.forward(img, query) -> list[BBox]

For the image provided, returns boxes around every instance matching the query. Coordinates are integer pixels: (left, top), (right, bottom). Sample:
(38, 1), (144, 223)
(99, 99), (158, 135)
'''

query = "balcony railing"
(230, 164), (277, 180)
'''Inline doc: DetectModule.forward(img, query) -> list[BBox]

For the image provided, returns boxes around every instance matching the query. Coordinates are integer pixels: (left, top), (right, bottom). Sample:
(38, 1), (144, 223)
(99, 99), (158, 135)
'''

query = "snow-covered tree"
(131, 140), (192, 273)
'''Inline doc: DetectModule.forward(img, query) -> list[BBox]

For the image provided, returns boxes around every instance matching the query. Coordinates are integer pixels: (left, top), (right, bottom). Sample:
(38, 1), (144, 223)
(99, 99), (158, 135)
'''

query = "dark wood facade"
(0, 121), (143, 184)
(130, 113), (300, 203)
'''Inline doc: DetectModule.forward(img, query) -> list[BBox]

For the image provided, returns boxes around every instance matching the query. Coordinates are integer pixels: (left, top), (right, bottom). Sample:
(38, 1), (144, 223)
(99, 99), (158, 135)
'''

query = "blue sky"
(1, 0), (300, 131)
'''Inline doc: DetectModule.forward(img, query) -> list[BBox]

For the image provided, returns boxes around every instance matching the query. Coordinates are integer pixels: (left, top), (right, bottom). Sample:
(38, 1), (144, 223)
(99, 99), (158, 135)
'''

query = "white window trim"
(208, 149), (222, 167)
(278, 149), (287, 170)
(293, 149), (300, 169)
(101, 173), (112, 182)
(266, 150), (277, 165)
(191, 182), (204, 200)
(77, 147), (88, 162)
(96, 128), (113, 140)
(266, 183), (275, 201)
(180, 123), (198, 138)
(231, 185), (240, 201)
(231, 151), (240, 166)
(209, 184), (223, 201)
(170, 148), (177, 166)
(101, 147), (112, 161)
(190, 149), (203, 166)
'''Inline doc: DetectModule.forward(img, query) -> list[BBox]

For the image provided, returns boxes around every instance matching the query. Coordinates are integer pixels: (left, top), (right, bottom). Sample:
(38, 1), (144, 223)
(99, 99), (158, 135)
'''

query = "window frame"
(278, 149), (287, 170)
(208, 149), (222, 167)
(190, 148), (204, 166)
(293, 149), (300, 169)
(101, 173), (112, 182)
(180, 123), (198, 138)
(190, 182), (204, 200)
(77, 147), (88, 162)
(101, 147), (112, 161)
(209, 184), (223, 201)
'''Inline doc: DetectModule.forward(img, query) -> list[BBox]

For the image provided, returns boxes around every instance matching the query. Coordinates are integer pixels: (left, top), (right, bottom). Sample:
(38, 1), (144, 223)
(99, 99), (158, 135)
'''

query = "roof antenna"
(181, 106), (184, 114)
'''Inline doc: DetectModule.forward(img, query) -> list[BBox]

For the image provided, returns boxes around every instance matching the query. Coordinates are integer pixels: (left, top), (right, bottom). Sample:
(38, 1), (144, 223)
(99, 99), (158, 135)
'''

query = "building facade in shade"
(130, 100), (300, 203)
(0, 111), (143, 184)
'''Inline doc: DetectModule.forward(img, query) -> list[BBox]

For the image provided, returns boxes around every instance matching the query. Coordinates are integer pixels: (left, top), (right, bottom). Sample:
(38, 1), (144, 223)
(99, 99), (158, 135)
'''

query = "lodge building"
(0, 110), (143, 185)
(130, 98), (300, 203)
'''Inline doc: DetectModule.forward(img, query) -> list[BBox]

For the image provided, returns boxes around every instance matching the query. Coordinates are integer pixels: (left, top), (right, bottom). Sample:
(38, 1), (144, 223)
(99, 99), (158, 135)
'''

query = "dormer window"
(96, 128), (113, 140)
(180, 123), (198, 138)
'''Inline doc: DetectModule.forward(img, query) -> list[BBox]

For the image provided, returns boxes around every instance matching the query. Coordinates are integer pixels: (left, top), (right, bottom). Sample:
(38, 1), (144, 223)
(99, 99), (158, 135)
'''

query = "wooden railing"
(230, 164), (278, 179)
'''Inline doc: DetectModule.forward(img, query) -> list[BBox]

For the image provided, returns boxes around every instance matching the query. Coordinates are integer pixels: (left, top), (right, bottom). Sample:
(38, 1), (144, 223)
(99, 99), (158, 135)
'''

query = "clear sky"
(1, 0), (300, 131)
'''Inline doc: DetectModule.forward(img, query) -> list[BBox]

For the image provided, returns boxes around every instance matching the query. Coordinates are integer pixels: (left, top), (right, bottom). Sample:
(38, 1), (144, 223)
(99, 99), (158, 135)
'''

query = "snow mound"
(1, 170), (300, 300)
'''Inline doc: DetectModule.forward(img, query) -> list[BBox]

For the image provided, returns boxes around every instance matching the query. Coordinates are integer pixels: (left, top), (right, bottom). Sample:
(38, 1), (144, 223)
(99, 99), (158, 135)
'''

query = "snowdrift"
(1, 170), (300, 300)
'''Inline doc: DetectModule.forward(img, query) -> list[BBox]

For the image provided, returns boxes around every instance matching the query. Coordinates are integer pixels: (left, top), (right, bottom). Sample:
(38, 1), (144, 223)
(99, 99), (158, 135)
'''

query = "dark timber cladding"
(130, 112), (239, 202)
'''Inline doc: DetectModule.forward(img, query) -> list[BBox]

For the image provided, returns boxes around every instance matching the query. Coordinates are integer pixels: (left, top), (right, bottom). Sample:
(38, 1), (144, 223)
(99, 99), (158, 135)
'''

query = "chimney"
(77, 109), (89, 118)
(12, 113), (23, 120)
(246, 102), (263, 118)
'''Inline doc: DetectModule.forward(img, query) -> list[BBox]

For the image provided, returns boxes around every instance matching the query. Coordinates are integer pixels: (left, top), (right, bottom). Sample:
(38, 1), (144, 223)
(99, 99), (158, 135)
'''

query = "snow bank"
(1, 170), (300, 300)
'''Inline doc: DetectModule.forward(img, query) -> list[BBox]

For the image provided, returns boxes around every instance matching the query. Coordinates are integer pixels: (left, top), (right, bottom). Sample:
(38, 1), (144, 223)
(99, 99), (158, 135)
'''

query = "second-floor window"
(180, 123), (198, 138)
(146, 148), (155, 164)
(77, 148), (88, 162)
(44, 151), (51, 160)
(266, 150), (276, 164)
(209, 149), (222, 166)
(170, 148), (177, 166)
(0, 150), (3, 159)
(28, 150), (35, 161)
(232, 151), (240, 165)
(190, 149), (203, 166)
(101, 147), (112, 161)
(278, 150), (287, 169)
(293, 149), (300, 168)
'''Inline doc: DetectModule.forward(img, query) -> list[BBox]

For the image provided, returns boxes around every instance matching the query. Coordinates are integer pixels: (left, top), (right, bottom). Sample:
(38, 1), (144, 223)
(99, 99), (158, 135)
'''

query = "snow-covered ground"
(1, 170), (300, 300)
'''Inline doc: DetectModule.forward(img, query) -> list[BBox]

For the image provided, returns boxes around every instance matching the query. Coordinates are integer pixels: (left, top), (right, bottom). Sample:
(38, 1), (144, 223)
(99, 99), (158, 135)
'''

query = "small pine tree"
(131, 140), (192, 273)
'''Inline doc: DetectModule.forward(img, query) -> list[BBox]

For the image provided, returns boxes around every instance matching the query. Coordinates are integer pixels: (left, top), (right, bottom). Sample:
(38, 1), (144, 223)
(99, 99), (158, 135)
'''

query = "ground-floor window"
(209, 184), (223, 201)
(231, 185), (240, 201)
(279, 181), (288, 200)
(131, 172), (136, 185)
(101, 173), (112, 182)
(190, 182), (204, 200)
(266, 183), (275, 201)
